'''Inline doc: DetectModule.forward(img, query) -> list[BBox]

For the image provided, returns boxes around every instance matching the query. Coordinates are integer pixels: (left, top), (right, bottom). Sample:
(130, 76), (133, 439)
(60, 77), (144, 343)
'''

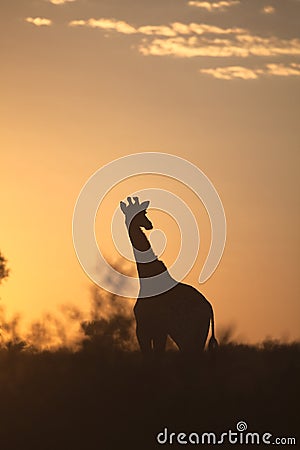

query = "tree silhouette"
(0, 252), (9, 284)
(81, 285), (136, 352)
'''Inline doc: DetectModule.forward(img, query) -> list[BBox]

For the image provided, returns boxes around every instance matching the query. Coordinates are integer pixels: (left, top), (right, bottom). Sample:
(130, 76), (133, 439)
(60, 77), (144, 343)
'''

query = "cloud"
(262, 5), (275, 14)
(266, 62), (300, 76)
(48, 0), (76, 4)
(139, 33), (300, 58)
(188, 1), (239, 11)
(69, 18), (136, 34)
(69, 17), (300, 59)
(200, 66), (260, 79)
(69, 20), (86, 26)
(200, 63), (300, 79)
(138, 25), (177, 37)
(25, 17), (52, 26)
(68, 16), (300, 82)
(181, 23), (245, 35)
(139, 36), (250, 57)
(69, 18), (245, 37)
(235, 34), (300, 56)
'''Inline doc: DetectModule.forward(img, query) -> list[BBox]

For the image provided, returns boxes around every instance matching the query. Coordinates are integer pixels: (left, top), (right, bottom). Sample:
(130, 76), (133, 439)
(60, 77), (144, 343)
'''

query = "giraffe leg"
(153, 333), (167, 355)
(136, 324), (152, 355)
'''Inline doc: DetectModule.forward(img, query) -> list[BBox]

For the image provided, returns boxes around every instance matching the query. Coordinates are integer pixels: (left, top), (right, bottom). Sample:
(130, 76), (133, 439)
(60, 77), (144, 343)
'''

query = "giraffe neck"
(128, 223), (169, 281)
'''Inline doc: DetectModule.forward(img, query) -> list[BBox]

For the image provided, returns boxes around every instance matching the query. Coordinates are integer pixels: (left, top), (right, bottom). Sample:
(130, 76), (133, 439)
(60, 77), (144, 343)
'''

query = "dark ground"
(0, 339), (299, 450)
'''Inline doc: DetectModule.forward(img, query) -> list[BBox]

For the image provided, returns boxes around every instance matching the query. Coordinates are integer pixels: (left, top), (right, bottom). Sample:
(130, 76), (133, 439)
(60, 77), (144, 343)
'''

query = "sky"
(1, 0), (300, 345)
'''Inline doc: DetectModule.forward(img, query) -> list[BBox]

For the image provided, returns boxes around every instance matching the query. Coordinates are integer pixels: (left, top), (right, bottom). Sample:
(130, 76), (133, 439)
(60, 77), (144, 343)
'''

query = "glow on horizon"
(0, 0), (299, 346)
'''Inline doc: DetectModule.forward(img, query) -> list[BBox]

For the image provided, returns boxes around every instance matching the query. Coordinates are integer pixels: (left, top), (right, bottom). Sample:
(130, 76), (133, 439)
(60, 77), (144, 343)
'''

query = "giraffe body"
(120, 196), (218, 355)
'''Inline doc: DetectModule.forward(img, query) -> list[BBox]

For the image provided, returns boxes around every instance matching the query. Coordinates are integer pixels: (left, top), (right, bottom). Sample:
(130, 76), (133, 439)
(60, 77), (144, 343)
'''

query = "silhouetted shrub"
(81, 285), (136, 352)
(0, 251), (9, 283)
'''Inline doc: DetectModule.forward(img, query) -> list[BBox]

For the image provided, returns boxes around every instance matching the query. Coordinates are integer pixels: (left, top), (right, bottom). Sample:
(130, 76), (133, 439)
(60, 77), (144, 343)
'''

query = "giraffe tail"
(208, 304), (219, 351)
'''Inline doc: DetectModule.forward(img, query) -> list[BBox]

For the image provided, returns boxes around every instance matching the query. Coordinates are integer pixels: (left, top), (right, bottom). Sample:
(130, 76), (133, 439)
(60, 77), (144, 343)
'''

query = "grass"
(0, 338), (299, 450)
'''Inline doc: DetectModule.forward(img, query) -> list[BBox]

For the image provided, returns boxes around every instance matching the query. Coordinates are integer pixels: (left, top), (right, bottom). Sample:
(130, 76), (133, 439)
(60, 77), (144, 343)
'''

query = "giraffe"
(120, 196), (218, 356)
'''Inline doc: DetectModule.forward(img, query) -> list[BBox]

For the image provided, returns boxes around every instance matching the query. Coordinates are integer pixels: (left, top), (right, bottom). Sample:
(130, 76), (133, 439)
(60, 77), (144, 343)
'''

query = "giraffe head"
(120, 197), (153, 230)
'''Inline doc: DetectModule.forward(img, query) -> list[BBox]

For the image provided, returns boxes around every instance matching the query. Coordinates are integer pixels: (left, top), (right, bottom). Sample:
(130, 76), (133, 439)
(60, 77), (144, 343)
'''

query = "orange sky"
(1, 0), (299, 344)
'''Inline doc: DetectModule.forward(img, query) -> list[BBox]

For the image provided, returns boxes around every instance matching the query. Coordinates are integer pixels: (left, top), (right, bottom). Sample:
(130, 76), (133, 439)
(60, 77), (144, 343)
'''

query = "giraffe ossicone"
(120, 197), (151, 227)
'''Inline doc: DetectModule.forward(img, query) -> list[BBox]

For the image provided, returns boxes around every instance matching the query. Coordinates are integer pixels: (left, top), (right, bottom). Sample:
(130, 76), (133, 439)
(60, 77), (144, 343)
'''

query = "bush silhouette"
(0, 251), (9, 284)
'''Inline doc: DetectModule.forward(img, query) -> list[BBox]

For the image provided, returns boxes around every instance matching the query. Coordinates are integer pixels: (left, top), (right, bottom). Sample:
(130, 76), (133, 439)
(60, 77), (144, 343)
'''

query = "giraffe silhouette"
(120, 196), (218, 356)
